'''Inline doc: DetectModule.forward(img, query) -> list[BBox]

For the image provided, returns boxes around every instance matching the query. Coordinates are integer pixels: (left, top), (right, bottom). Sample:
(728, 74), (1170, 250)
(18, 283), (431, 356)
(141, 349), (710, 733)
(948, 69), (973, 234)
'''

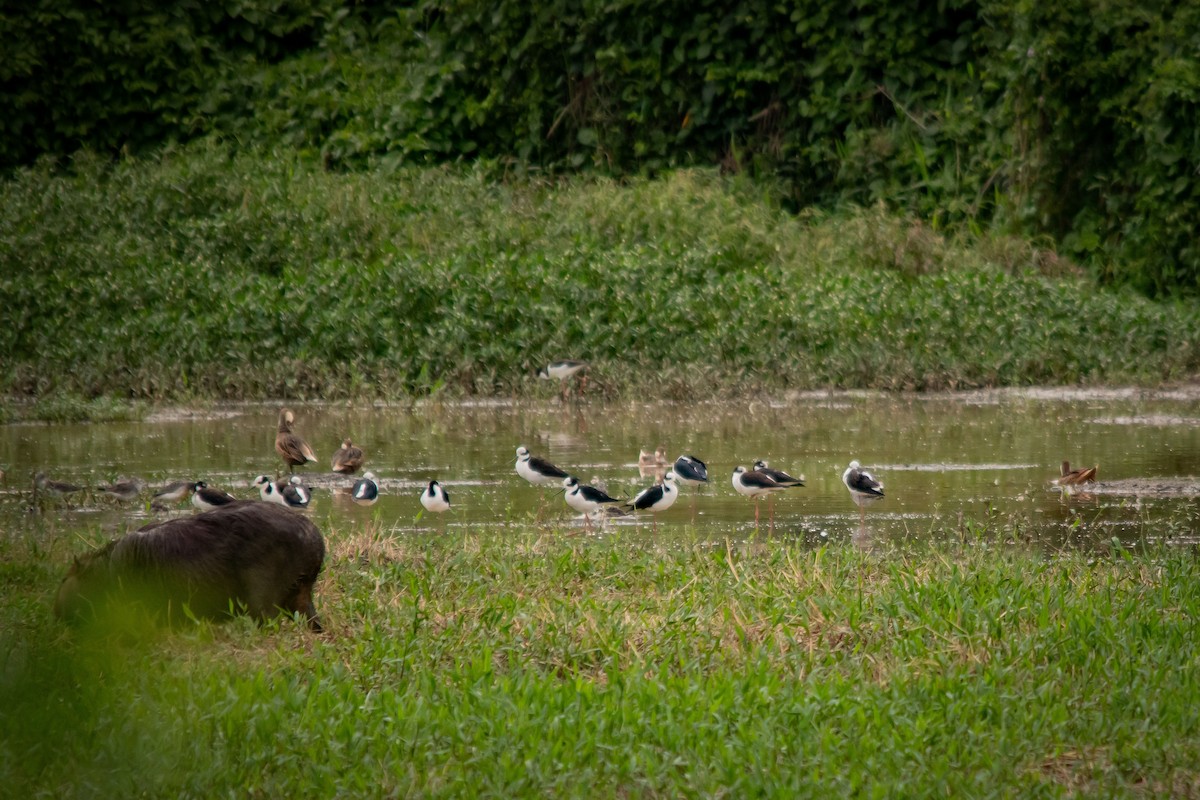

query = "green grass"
(1, 141), (1198, 406)
(4, 520), (1200, 797)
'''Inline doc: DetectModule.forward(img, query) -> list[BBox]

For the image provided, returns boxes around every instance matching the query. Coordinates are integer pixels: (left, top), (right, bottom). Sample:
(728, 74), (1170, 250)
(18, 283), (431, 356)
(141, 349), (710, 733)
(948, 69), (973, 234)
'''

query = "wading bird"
(563, 476), (623, 529)
(192, 481), (237, 512)
(330, 439), (365, 475)
(843, 460), (885, 525)
(538, 359), (588, 400)
(420, 480), (451, 514)
(625, 471), (679, 531)
(731, 465), (789, 526)
(275, 408), (318, 474)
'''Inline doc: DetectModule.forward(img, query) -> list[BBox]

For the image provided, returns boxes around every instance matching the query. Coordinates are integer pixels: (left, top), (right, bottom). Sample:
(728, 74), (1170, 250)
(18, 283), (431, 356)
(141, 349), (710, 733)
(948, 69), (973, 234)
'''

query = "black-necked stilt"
(100, 477), (145, 503)
(351, 472), (379, 506)
(331, 438), (365, 475)
(1052, 460), (1097, 487)
(276, 408), (318, 474)
(732, 465), (789, 526)
(672, 455), (709, 486)
(751, 460), (804, 525)
(625, 471), (679, 531)
(751, 460), (805, 487)
(254, 474), (287, 506)
(843, 460), (885, 523)
(538, 359), (588, 400)
(192, 481), (236, 512)
(34, 472), (84, 505)
(515, 446), (571, 486)
(281, 475), (311, 508)
(563, 476), (622, 528)
(152, 480), (196, 506)
(420, 480), (451, 514)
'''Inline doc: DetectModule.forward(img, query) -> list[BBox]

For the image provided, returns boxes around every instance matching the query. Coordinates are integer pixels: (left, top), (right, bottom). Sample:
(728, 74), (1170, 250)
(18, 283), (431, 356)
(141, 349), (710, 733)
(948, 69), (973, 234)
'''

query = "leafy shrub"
(0, 145), (1196, 401)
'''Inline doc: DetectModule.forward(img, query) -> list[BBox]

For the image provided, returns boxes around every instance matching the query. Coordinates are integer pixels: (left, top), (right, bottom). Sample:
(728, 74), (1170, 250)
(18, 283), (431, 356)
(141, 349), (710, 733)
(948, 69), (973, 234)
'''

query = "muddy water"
(3, 389), (1199, 552)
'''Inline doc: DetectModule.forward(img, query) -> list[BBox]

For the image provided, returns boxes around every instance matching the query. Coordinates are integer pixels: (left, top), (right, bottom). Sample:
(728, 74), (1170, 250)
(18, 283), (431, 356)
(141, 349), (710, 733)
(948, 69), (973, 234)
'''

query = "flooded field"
(3, 388), (1199, 552)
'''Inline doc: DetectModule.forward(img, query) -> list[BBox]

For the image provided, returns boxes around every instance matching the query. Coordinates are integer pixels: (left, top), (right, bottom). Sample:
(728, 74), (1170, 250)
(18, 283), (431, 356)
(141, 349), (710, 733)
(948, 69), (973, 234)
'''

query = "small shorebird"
(638, 446), (669, 482)
(625, 471), (679, 531)
(563, 476), (622, 529)
(420, 480), (451, 514)
(731, 465), (788, 526)
(192, 481), (236, 512)
(99, 477), (145, 503)
(34, 472), (84, 505)
(351, 472), (380, 506)
(275, 408), (318, 474)
(842, 460), (885, 524)
(152, 480), (196, 507)
(538, 359), (588, 400)
(1052, 460), (1098, 487)
(330, 439), (365, 474)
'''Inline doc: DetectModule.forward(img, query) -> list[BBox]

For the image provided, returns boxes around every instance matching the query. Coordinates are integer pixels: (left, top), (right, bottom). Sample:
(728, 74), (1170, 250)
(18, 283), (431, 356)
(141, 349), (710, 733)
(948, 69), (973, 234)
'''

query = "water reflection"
(2, 391), (1199, 551)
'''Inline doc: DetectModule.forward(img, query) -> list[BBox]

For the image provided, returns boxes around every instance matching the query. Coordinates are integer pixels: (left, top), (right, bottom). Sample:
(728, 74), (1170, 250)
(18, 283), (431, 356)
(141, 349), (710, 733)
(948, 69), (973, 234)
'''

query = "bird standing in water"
(331, 439), (365, 474)
(842, 460), (885, 526)
(276, 408), (318, 474)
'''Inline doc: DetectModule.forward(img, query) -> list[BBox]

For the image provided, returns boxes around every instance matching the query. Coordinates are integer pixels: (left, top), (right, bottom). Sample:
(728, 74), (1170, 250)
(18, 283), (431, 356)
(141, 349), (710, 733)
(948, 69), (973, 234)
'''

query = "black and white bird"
(515, 445), (571, 486)
(538, 359), (587, 381)
(192, 481), (237, 512)
(538, 359), (588, 400)
(152, 480), (196, 507)
(731, 465), (789, 526)
(280, 475), (311, 508)
(672, 455), (709, 487)
(351, 472), (380, 506)
(254, 474), (286, 506)
(751, 460), (805, 487)
(420, 480), (451, 514)
(843, 460), (885, 523)
(100, 477), (145, 503)
(563, 476), (622, 528)
(625, 471), (679, 531)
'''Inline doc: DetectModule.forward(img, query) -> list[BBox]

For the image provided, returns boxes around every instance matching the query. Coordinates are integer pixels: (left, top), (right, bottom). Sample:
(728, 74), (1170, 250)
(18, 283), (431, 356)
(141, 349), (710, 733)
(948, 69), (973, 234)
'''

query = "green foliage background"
(4, 0), (1199, 297)
(1, 148), (1197, 401)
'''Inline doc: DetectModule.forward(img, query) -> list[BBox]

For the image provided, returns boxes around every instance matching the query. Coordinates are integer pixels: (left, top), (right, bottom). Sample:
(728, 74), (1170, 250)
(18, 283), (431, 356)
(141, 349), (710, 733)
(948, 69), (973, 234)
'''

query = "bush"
(1, 145), (1196, 400)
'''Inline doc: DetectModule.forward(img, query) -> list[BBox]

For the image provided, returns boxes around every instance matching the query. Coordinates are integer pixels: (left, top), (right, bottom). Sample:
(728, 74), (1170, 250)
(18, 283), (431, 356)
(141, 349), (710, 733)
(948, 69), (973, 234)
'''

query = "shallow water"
(3, 389), (1199, 552)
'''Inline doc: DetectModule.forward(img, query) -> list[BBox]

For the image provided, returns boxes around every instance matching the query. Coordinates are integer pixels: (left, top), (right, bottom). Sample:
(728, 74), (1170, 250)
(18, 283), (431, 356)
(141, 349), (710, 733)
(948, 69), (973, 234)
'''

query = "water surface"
(4, 390), (1199, 552)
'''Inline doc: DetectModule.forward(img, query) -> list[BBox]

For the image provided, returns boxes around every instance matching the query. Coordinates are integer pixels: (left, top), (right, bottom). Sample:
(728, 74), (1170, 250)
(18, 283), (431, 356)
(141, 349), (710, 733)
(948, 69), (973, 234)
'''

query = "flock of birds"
(27, 403), (892, 531)
(24, 357), (1101, 530)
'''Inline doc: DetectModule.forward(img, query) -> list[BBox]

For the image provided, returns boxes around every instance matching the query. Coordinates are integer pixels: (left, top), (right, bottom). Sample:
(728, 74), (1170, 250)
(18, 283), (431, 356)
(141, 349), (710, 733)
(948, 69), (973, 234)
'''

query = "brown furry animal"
(54, 501), (326, 631)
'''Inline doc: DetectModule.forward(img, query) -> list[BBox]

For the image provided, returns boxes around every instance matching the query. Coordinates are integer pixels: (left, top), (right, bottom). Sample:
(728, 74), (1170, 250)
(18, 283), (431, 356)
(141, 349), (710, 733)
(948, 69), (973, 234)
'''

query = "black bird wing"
(530, 456), (570, 479)
(848, 467), (884, 496)
(579, 484), (620, 504)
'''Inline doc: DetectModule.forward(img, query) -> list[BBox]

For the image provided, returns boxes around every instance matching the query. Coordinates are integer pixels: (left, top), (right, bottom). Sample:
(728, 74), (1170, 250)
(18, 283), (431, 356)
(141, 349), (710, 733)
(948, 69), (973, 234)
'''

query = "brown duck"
(276, 408), (318, 474)
(1052, 460), (1098, 486)
(330, 438), (365, 474)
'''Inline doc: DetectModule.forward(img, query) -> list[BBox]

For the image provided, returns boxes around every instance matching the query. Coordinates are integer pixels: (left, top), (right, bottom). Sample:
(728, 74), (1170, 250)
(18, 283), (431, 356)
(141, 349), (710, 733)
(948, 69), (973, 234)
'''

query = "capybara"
(55, 501), (326, 631)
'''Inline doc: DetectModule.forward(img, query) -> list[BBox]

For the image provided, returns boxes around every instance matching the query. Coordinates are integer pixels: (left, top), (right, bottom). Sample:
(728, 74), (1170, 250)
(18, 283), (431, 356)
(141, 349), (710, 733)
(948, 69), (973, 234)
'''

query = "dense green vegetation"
(4, 1), (1200, 295)
(5, 523), (1200, 797)
(2, 145), (1198, 401)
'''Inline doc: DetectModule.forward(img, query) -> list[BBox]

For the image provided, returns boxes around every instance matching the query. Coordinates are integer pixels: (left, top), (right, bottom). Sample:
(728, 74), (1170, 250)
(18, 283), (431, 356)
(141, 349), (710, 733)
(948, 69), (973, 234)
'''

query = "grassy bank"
(3, 142), (1199, 403)
(3, 522), (1200, 797)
